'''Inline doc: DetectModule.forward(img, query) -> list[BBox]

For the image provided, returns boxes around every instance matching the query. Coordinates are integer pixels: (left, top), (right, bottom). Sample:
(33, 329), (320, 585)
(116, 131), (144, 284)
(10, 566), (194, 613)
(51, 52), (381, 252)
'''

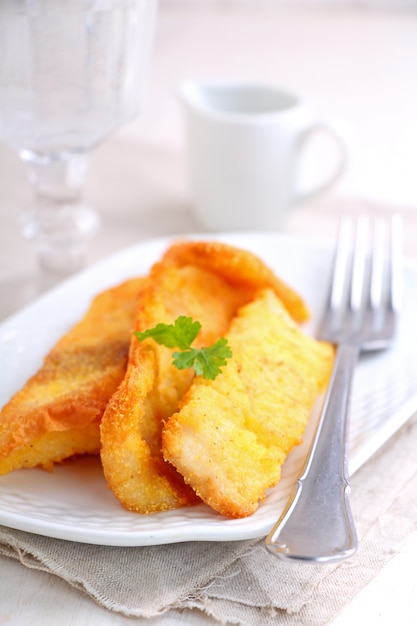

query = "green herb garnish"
(134, 316), (232, 380)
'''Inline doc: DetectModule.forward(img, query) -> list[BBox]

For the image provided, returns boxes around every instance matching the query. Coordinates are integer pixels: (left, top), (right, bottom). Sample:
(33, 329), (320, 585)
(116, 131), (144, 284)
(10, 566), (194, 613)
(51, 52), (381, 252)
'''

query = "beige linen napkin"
(1, 412), (417, 625)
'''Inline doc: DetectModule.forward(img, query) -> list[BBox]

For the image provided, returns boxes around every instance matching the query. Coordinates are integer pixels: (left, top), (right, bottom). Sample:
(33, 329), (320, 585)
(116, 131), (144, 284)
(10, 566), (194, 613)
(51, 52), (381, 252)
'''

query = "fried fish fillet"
(162, 240), (310, 324)
(0, 277), (144, 475)
(162, 289), (334, 519)
(100, 241), (308, 514)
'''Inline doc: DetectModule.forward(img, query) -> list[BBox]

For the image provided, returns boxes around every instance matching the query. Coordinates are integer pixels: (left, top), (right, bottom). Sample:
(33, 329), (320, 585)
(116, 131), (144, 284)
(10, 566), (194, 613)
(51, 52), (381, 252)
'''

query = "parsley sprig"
(134, 316), (232, 380)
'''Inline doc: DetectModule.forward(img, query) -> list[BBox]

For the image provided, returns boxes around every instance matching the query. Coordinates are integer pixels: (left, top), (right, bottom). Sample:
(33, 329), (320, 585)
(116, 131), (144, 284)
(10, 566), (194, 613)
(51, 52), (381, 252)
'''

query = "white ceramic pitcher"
(180, 81), (349, 231)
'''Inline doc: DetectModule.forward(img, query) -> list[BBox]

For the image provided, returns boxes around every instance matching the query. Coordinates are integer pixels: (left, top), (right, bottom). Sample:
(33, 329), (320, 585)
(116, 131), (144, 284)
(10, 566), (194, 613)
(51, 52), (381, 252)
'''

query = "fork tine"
(369, 217), (386, 309)
(390, 214), (403, 314)
(330, 215), (353, 310)
(350, 215), (369, 312)
(379, 214), (403, 341)
(366, 214), (402, 346)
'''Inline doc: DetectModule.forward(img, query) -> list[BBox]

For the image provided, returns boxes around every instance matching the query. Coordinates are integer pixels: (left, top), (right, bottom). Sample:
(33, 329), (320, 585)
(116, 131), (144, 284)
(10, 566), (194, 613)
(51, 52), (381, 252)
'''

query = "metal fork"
(266, 214), (403, 563)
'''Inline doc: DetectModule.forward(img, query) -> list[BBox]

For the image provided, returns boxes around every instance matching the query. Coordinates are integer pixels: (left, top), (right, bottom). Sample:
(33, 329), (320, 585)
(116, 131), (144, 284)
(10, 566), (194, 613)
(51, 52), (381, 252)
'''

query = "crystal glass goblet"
(0, 0), (158, 274)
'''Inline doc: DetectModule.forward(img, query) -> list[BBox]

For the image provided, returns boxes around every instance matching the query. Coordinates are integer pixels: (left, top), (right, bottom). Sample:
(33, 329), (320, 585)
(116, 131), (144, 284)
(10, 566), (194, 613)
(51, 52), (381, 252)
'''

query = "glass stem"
(20, 151), (100, 275)
(23, 151), (90, 201)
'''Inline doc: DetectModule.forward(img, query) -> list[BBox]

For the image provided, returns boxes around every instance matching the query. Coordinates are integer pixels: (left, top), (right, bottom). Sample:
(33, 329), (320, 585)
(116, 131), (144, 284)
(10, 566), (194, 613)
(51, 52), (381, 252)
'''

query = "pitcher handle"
(295, 120), (351, 204)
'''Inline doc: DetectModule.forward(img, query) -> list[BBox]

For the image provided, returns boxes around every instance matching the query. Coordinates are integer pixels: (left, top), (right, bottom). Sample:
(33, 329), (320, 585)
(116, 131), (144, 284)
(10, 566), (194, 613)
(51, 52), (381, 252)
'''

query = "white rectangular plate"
(1, 232), (416, 546)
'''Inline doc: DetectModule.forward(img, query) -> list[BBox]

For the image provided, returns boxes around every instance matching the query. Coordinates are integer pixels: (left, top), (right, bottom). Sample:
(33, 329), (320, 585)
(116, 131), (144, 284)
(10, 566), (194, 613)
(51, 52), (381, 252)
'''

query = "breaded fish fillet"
(162, 240), (310, 324)
(162, 289), (334, 519)
(100, 265), (249, 513)
(0, 277), (144, 475)
(100, 241), (308, 514)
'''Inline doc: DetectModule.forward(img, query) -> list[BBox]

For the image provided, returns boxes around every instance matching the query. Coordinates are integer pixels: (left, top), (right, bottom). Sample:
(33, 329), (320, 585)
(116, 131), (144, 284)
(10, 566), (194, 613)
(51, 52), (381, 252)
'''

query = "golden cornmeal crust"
(162, 240), (310, 324)
(0, 277), (145, 475)
(162, 289), (334, 518)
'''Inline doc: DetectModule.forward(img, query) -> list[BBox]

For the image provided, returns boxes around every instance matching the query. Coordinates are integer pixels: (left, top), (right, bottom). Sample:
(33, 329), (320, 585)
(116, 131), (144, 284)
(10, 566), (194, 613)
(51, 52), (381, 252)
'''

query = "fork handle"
(266, 343), (359, 563)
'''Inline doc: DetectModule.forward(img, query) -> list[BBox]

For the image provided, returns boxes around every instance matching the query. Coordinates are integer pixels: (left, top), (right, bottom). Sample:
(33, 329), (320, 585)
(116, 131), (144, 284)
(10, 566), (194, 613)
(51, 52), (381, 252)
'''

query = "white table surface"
(1, 5), (417, 625)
